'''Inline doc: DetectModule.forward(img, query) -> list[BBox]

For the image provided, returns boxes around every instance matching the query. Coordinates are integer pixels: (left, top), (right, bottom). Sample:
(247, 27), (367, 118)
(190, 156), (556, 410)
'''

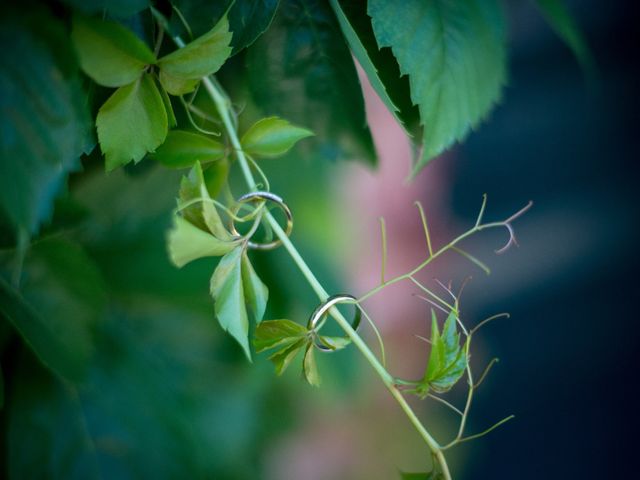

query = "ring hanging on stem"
(230, 191), (293, 250)
(307, 294), (362, 352)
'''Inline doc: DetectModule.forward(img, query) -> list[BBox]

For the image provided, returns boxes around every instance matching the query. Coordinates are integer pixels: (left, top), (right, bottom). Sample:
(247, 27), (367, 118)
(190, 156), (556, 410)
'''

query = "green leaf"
(303, 344), (321, 386)
(62, 0), (150, 17)
(203, 159), (230, 198)
(329, 0), (403, 132)
(228, 0), (281, 53)
(241, 117), (314, 157)
(71, 14), (156, 88)
(534, 0), (594, 72)
(329, 0), (420, 138)
(159, 82), (178, 128)
(158, 16), (232, 95)
(167, 216), (239, 267)
(246, 0), (375, 164)
(7, 299), (271, 478)
(177, 161), (231, 240)
(317, 335), (351, 351)
(210, 246), (251, 360)
(424, 310), (468, 394)
(152, 130), (225, 168)
(241, 251), (269, 323)
(169, 0), (233, 38)
(254, 319), (308, 352)
(97, 73), (168, 171)
(0, 239), (105, 382)
(368, 0), (507, 172)
(0, 13), (92, 234)
(269, 339), (307, 375)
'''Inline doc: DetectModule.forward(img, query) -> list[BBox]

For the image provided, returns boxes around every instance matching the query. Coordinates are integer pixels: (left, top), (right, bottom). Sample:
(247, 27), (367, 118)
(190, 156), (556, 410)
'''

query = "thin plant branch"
(413, 293), (449, 316)
(475, 194), (488, 228)
(409, 276), (456, 312)
(451, 246), (491, 275)
(445, 415), (515, 449)
(415, 201), (434, 257)
(470, 313), (510, 336)
(427, 394), (464, 416)
(379, 216), (388, 285)
(474, 358), (499, 389)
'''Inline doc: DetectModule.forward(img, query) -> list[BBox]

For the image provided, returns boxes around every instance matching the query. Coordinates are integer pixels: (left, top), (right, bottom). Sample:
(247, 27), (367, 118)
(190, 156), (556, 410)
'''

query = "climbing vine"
(0, 0), (588, 478)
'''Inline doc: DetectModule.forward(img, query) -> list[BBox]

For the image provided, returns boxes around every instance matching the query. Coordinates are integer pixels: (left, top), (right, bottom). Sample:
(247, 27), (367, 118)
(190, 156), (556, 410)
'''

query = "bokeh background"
(1, 1), (638, 479)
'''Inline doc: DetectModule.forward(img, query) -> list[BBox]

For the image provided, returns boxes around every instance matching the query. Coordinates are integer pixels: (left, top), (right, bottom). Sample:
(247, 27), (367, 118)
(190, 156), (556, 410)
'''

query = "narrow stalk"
(201, 75), (452, 479)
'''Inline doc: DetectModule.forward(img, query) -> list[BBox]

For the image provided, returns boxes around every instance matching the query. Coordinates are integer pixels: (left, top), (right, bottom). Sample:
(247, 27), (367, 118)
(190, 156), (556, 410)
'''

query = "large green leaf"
(0, 13), (92, 234)
(329, 0), (421, 142)
(71, 14), (156, 88)
(210, 246), (251, 359)
(62, 0), (150, 17)
(169, 0), (277, 52)
(0, 239), (105, 382)
(246, 0), (375, 164)
(535, 0), (594, 72)
(368, 0), (507, 172)
(7, 302), (271, 479)
(158, 16), (232, 95)
(328, 0), (395, 116)
(228, 0), (281, 53)
(152, 130), (225, 168)
(97, 73), (168, 171)
(240, 116), (314, 157)
(169, 0), (233, 38)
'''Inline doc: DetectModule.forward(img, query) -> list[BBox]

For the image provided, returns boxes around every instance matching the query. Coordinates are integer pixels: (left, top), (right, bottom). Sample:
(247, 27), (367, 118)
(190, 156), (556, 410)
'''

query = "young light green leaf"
(200, 181), (233, 241)
(158, 16), (232, 95)
(210, 246), (251, 360)
(167, 216), (239, 267)
(317, 335), (351, 351)
(71, 14), (156, 87)
(254, 319), (308, 352)
(303, 344), (321, 387)
(241, 251), (268, 323)
(97, 73), (168, 171)
(240, 117), (314, 157)
(424, 310), (468, 394)
(269, 339), (307, 375)
(152, 130), (225, 169)
(369, 0), (507, 173)
(535, 0), (594, 72)
(175, 162), (233, 241)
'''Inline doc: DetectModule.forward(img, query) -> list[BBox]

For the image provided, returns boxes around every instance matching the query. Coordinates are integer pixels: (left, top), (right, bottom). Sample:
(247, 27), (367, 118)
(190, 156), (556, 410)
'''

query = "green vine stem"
(169, 29), (528, 478)
(200, 73), (452, 478)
